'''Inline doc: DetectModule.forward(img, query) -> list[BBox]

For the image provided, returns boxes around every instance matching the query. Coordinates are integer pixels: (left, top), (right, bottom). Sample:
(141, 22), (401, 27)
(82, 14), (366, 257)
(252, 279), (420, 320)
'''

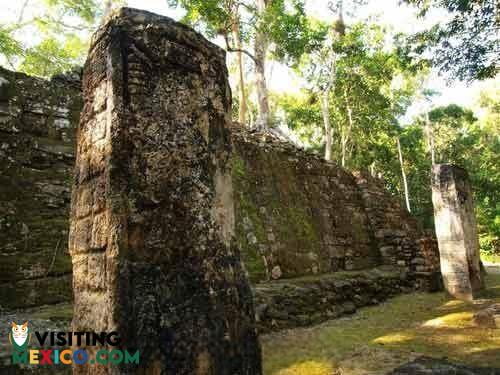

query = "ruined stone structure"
(253, 266), (415, 333)
(390, 357), (500, 374)
(432, 164), (484, 300)
(0, 66), (81, 308)
(231, 127), (441, 291)
(0, 12), (441, 344)
(69, 8), (260, 374)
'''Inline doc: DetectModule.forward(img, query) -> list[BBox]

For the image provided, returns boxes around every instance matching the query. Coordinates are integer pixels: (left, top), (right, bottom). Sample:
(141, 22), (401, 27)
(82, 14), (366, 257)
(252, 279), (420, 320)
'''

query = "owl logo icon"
(9, 322), (31, 351)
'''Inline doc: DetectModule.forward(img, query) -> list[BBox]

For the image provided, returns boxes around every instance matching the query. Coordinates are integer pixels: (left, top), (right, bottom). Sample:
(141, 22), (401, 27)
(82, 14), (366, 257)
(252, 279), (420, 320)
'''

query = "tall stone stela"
(69, 8), (261, 374)
(431, 164), (484, 301)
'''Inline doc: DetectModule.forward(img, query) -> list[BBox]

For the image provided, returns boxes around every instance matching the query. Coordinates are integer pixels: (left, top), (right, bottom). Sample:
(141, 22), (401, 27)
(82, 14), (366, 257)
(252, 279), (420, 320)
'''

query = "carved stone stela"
(432, 164), (484, 301)
(69, 8), (261, 374)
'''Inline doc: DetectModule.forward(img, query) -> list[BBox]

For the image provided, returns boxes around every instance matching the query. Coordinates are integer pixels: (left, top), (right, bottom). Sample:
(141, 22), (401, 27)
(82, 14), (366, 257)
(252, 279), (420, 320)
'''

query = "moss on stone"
(232, 155), (246, 178)
(283, 205), (319, 246)
(235, 189), (269, 281)
(232, 153), (270, 281)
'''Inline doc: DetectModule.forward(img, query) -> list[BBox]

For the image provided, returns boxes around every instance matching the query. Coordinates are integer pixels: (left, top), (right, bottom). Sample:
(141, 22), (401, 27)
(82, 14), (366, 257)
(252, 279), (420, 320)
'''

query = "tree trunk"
(425, 112), (435, 165)
(254, 0), (270, 129)
(342, 89), (354, 168)
(397, 137), (411, 212)
(103, 0), (113, 19)
(249, 108), (254, 127)
(17, 0), (30, 23)
(232, 18), (247, 125)
(370, 162), (375, 176)
(321, 92), (333, 161)
(341, 135), (347, 168)
(430, 129), (435, 165)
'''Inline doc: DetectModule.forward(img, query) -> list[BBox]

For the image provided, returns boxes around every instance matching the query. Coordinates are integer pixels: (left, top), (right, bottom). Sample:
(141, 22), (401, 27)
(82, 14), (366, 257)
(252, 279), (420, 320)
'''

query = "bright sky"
(0, 0), (488, 122)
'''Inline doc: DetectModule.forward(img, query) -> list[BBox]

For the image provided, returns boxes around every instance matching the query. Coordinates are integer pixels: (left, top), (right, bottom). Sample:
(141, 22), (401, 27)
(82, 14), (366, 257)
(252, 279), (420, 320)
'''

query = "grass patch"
(482, 253), (500, 264)
(273, 360), (337, 375)
(262, 272), (500, 375)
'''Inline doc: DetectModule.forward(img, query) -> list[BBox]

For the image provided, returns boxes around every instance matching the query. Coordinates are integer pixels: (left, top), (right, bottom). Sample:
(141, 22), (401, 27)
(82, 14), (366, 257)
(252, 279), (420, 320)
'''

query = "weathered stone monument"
(69, 8), (261, 374)
(432, 164), (484, 300)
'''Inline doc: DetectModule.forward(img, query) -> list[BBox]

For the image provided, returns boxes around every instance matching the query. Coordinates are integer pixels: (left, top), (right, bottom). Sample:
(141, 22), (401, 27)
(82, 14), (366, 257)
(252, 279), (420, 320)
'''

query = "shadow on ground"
(261, 267), (500, 375)
(1, 266), (498, 374)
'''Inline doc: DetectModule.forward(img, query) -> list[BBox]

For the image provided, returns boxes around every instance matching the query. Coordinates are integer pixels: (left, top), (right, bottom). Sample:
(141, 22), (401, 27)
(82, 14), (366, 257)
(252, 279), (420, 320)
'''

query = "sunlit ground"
(262, 268), (500, 375)
(482, 254), (500, 264)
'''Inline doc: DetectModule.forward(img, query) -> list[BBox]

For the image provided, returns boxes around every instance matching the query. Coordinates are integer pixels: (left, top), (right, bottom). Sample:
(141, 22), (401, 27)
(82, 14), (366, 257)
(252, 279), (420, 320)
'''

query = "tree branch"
(17, 0), (30, 23)
(223, 33), (258, 65)
(236, 1), (257, 13)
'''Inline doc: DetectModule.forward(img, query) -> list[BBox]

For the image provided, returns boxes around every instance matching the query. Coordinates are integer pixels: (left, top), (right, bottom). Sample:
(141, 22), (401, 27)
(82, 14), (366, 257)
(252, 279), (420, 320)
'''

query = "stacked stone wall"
(231, 127), (441, 288)
(0, 68), (440, 310)
(0, 67), (81, 308)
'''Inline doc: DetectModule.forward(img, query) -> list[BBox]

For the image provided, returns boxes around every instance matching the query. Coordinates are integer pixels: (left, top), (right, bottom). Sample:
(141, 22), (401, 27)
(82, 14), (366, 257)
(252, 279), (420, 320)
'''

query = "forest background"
(0, 0), (498, 258)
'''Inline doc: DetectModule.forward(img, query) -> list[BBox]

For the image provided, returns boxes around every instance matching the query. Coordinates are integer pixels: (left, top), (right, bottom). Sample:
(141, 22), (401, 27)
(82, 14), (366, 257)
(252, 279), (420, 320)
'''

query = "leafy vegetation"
(0, 0), (123, 76)
(0, 1), (497, 261)
(403, 0), (498, 81)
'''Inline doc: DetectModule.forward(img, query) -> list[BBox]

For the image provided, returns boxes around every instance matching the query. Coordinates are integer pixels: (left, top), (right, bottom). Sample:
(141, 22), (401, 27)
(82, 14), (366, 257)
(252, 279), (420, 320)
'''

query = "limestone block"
(69, 8), (261, 375)
(432, 164), (484, 300)
(473, 304), (500, 328)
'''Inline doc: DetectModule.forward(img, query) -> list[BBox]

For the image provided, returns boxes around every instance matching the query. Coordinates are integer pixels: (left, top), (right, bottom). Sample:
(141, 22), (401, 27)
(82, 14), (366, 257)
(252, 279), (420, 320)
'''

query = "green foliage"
(263, 0), (327, 64)
(398, 124), (434, 226)
(1, 0), (124, 77)
(168, 0), (231, 38)
(42, 0), (101, 24)
(470, 85), (500, 252)
(279, 16), (498, 248)
(404, 0), (498, 81)
(0, 26), (23, 61)
(480, 234), (499, 257)
(288, 22), (425, 169)
(168, 0), (326, 65)
(19, 35), (86, 77)
(426, 104), (477, 164)
(276, 92), (323, 146)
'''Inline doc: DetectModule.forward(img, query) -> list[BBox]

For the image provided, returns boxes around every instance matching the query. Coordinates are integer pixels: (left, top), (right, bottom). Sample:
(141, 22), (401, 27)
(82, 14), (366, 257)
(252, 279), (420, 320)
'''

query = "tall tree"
(299, 0), (365, 161)
(328, 23), (414, 169)
(232, 13), (248, 124)
(286, 22), (425, 170)
(169, 0), (325, 127)
(254, 0), (271, 127)
(397, 136), (411, 212)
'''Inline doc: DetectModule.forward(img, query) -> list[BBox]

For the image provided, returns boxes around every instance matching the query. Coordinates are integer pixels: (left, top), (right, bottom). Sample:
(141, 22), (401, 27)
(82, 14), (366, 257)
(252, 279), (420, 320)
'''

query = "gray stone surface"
(231, 126), (441, 286)
(389, 357), (500, 374)
(69, 8), (261, 374)
(253, 266), (414, 333)
(0, 67), (81, 309)
(432, 164), (484, 300)
(473, 303), (500, 328)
